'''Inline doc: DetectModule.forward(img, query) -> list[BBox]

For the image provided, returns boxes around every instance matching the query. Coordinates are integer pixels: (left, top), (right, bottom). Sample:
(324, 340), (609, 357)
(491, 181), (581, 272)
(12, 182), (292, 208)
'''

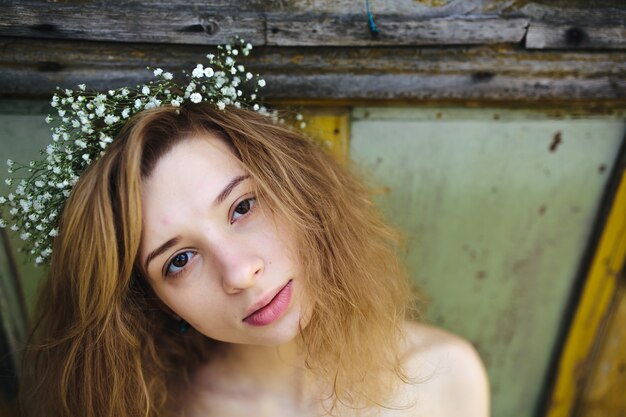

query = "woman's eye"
(231, 197), (256, 223)
(166, 251), (195, 277)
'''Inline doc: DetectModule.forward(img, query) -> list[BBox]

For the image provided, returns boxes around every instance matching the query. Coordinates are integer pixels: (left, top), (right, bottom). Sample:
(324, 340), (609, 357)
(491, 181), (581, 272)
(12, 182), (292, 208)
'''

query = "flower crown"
(0, 38), (281, 265)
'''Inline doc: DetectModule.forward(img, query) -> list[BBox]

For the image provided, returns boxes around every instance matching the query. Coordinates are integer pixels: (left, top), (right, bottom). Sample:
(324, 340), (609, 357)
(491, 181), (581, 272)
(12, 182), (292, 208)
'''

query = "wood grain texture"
(527, 23), (626, 50)
(0, 1), (624, 101)
(267, 14), (529, 46)
(2, 2), (624, 48)
(0, 3), (266, 45)
(1, 38), (624, 101)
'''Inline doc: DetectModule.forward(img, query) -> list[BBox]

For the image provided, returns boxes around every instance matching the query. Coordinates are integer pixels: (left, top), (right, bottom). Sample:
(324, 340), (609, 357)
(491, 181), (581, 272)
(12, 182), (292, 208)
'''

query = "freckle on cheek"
(161, 218), (170, 226)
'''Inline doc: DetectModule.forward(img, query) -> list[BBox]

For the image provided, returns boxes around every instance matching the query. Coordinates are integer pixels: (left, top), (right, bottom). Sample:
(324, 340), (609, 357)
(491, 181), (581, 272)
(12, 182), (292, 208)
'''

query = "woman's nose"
(218, 249), (264, 294)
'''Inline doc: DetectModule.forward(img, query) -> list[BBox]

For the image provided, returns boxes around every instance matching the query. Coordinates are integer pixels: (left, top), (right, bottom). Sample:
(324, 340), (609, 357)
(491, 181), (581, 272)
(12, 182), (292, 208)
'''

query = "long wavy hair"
(19, 103), (419, 417)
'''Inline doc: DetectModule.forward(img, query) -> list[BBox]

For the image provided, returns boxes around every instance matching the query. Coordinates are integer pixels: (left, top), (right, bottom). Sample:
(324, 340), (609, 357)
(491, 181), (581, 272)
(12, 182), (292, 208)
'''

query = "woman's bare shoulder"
(388, 321), (490, 417)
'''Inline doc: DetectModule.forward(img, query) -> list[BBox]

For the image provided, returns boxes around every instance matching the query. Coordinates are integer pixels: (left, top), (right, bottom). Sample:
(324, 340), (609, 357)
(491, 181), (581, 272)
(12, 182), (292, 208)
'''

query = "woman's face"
(139, 135), (311, 346)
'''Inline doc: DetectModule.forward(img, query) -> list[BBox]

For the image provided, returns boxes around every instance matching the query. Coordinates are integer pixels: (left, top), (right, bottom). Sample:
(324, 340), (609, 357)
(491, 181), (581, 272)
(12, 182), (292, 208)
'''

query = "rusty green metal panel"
(350, 107), (624, 417)
(0, 100), (50, 314)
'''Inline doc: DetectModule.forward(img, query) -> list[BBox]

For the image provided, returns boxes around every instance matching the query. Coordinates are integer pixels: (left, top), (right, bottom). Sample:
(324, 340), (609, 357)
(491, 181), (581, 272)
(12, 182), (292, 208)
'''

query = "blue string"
(366, 0), (379, 36)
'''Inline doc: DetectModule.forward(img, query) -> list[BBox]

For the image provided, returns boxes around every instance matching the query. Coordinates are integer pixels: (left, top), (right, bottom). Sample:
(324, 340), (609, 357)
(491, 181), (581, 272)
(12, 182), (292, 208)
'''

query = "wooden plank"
(263, 73), (625, 101)
(1, 39), (625, 102)
(267, 15), (529, 46)
(0, 3), (266, 45)
(3, 67), (623, 103)
(6, 38), (625, 78)
(546, 167), (626, 417)
(527, 23), (626, 50)
(2, 2), (626, 49)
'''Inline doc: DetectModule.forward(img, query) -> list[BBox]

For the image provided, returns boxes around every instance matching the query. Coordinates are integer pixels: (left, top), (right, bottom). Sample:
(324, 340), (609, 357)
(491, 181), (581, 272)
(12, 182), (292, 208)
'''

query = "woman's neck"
(184, 338), (322, 411)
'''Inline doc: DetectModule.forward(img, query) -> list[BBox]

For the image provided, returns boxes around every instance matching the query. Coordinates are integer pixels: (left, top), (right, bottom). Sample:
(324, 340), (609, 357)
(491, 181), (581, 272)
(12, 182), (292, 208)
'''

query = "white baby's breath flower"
(207, 53), (215, 60)
(134, 99), (143, 109)
(237, 65), (244, 72)
(142, 86), (150, 95)
(192, 64), (204, 78)
(153, 68), (163, 76)
(163, 72), (173, 80)
(225, 57), (234, 66)
(121, 88), (130, 96)
(246, 72), (253, 80)
(190, 93), (202, 103)
(204, 67), (214, 77)
(58, 109), (66, 117)
(253, 104), (260, 111)
(122, 108), (131, 118)
(20, 232), (30, 241)
(10, 224), (18, 232)
(104, 115), (119, 125)
(296, 113), (304, 121)
(78, 84), (86, 91)
(258, 79), (266, 87)
(49, 228), (58, 237)
(300, 122), (307, 129)
(45, 115), (53, 124)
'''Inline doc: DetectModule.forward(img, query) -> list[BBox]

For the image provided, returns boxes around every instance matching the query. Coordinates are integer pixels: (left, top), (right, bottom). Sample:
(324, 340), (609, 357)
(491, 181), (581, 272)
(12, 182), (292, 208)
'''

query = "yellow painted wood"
(288, 107), (350, 162)
(578, 277), (626, 417)
(547, 167), (626, 417)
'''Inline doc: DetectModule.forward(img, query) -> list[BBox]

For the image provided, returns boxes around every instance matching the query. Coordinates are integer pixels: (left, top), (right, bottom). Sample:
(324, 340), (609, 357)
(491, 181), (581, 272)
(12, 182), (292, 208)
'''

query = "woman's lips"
(243, 280), (293, 326)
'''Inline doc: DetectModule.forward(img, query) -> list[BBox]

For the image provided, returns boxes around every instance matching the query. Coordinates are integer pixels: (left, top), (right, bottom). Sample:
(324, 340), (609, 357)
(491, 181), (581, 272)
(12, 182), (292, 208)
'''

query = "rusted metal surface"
(349, 106), (625, 417)
(577, 275), (626, 417)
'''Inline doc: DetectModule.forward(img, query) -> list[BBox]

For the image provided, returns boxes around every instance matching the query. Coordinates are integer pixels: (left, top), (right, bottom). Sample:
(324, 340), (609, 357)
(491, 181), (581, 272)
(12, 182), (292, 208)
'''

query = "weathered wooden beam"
(267, 15), (529, 46)
(2, 2), (625, 50)
(1, 38), (624, 102)
(0, 3), (266, 45)
(527, 23), (626, 50)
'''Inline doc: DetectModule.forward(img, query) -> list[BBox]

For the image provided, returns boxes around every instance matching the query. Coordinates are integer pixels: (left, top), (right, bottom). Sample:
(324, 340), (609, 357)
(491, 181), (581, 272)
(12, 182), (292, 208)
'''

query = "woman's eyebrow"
(145, 237), (180, 272)
(214, 174), (249, 206)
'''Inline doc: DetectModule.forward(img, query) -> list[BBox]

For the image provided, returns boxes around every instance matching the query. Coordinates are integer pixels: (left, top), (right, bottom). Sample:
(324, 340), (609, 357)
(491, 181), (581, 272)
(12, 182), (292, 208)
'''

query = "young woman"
(16, 103), (489, 417)
(6, 41), (488, 416)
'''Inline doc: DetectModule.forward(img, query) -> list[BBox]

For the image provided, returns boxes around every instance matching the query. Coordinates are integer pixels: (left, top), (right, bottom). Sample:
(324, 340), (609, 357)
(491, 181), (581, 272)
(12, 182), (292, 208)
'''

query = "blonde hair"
(20, 104), (419, 417)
